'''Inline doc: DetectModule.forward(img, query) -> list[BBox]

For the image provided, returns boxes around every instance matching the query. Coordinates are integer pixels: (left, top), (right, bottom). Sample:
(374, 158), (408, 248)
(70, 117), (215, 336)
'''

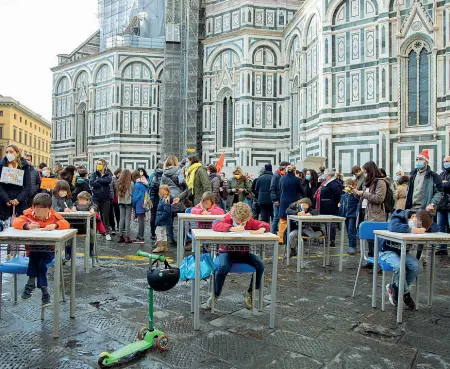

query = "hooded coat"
(0, 157), (31, 220)
(255, 171), (273, 205)
(279, 171), (304, 218)
(161, 166), (185, 199)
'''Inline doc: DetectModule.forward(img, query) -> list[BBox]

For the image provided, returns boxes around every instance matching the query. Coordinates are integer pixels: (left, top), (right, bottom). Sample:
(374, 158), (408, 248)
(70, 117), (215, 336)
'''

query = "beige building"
(0, 95), (52, 166)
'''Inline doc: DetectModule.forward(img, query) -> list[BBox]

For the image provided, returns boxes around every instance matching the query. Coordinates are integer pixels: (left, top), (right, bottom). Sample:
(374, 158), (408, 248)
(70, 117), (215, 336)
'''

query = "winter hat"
(416, 149), (429, 162)
(264, 163), (273, 172)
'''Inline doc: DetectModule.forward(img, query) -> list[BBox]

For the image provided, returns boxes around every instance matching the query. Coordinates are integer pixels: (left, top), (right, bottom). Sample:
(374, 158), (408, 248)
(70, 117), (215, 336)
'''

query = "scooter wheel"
(156, 334), (170, 351)
(98, 352), (111, 368)
(137, 327), (149, 340)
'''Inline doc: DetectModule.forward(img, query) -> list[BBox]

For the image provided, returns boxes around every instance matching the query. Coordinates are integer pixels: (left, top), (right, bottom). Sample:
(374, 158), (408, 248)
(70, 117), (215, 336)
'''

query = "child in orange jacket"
(13, 193), (70, 307)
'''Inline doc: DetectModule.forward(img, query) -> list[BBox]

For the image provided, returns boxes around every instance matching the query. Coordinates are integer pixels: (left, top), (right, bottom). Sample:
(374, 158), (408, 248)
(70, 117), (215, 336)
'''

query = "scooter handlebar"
(136, 250), (166, 262)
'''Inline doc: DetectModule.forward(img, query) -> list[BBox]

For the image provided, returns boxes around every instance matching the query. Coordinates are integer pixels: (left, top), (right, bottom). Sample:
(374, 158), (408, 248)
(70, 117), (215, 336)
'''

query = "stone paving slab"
(2, 226), (450, 368)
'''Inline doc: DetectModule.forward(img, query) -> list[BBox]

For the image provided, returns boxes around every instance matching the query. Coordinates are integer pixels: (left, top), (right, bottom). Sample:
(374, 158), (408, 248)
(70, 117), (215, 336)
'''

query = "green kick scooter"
(98, 250), (180, 367)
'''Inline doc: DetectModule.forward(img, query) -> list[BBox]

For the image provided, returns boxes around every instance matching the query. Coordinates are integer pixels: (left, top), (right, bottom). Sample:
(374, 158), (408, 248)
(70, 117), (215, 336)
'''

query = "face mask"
(321, 175), (326, 181)
(305, 175), (311, 181)
(6, 153), (16, 162)
(42, 170), (48, 177)
(96, 164), (103, 171)
(444, 163), (450, 169)
(408, 219), (416, 228)
(352, 175), (356, 180)
(59, 191), (67, 198)
(415, 161), (425, 170)
(235, 174), (241, 179)
(232, 221), (238, 227)
(394, 175), (399, 181)
(185, 163), (190, 169)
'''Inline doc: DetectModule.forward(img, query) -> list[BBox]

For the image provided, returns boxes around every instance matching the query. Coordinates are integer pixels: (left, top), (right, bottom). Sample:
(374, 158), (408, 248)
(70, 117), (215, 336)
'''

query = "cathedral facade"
(52, 0), (450, 175)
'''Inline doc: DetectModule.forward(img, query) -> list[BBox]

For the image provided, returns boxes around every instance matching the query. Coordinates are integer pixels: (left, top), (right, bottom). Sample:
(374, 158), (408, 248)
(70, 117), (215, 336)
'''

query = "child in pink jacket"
(190, 191), (224, 229)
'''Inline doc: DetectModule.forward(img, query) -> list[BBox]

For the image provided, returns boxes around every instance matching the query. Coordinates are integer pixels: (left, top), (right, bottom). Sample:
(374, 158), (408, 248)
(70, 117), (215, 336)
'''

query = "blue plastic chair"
(211, 253), (257, 312)
(0, 255), (65, 319)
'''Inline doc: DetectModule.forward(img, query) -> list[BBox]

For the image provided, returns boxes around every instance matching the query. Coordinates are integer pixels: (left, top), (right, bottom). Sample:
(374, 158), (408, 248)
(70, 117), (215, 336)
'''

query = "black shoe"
(42, 293), (51, 307)
(151, 235), (156, 241)
(403, 292), (416, 311)
(111, 230), (117, 236)
(290, 248), (297, 257)
(361, 263), (374, 269)
(21, 284), (35, 300)
(329, 241), (336, 248)
(170, 239), (177, 247)
(436, 249), (448, 256)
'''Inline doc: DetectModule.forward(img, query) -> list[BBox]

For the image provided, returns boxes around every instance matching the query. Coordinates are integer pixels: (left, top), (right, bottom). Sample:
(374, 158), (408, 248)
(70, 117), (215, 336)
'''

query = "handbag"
(171, 201), (186, 214)
(179, 254), (216, 281)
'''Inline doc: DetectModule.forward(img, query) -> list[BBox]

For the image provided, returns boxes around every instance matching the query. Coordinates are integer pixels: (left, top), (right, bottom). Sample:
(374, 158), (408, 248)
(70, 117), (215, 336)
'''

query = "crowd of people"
(1, 143), (449, 310)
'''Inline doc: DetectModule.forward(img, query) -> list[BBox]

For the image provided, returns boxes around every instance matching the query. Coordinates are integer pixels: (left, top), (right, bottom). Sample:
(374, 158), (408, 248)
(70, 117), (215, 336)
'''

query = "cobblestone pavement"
(1, 223), (450, 369)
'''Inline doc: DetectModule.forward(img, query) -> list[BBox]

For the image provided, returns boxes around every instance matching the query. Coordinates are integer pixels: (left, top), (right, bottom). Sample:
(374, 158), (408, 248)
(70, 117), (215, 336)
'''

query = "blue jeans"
(437, 211), (450, 250)
(214, 252), (264, 297)
(379, 251), (420, 293)
(345, 217), (357, 249)
(271, 204), (280, 234)
(27, 251), (54, 287)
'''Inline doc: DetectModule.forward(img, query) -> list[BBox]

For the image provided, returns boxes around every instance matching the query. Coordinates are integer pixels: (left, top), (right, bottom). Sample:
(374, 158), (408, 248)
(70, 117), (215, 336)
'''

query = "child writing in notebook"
(190, 191), (224, 228)
(51, 180), (74, 212)
(211, 202), (270, 310)
(13, 193), (70, 307)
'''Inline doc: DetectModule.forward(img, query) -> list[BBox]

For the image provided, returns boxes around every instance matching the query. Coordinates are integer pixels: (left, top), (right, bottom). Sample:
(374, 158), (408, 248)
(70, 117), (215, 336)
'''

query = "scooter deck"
(102, 340), (152, 365)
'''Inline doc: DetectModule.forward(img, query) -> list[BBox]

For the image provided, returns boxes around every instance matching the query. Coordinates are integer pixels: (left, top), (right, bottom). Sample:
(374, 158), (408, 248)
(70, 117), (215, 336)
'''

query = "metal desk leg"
(53, 242), (62, 338)
(270, 240), (278, 329)
(428, 244), (435, 306)
(339, 220), (345, 271)
(397, 241), (407, 323)
(298, 221), (303, 272)
(177, 218), (183, 266)
(372, 235), (379, 308)
(259, 247), (265, 312)
(85, 218), (90, 273)
(327, 223), (331, 266)
(286, 217), (291, 266)
(93, 216), (97, 263)
(194, 238), (201, 330)
(70, 235), (76, 318)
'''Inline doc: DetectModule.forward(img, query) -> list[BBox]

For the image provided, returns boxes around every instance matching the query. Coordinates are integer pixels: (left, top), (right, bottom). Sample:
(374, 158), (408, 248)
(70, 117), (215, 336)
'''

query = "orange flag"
(216, 153), (225, 173)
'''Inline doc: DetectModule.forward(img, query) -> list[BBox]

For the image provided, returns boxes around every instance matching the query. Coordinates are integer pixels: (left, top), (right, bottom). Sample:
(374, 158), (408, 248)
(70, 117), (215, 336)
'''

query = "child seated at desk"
(13, 193), (70, 307)
(286, 198), (323, 257)
(210, 202), (270, 310)
(382, 209), (438, 310)
(190, 192), (224, 228)
(51, 180), (73, 212)
(64, 191), (99, 260)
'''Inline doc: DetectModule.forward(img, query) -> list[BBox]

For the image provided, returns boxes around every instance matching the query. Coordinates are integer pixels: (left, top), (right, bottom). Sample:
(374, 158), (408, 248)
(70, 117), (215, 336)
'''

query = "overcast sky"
(0, 0), (99, 121)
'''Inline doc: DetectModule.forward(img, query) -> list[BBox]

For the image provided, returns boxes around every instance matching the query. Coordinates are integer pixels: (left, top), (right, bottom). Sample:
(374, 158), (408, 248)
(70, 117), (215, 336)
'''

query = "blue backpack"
(179, 254), (216, 281)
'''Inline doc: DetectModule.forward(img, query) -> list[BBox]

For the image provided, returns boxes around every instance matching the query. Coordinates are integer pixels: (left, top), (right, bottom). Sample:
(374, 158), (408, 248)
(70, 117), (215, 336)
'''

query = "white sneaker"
(105, 234), (112, 241)
(206, 296), (217, 309)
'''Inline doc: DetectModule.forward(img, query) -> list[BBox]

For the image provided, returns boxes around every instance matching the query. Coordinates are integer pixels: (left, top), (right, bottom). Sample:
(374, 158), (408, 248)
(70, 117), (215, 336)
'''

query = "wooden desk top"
(58, 211), (94, 218)
(288, 215), (345, 222)
(191, 229), (279, 242)
(0, 228), (78, 242)
(374, 230), (450, 242)
(177, 213), (225, 221)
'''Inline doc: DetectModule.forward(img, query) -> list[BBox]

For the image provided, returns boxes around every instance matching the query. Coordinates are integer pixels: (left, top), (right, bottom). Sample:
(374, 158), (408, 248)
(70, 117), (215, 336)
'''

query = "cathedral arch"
(72, 68), (92, 87)
(54, 74), (71, 94)
(252, 46), (277, 66)
(118, 57), (155, 78)
(206, 45), (243, 70)
(302, 11), (321, 47)
(248, 40), (282, 66)
(92, 62), (113, 83)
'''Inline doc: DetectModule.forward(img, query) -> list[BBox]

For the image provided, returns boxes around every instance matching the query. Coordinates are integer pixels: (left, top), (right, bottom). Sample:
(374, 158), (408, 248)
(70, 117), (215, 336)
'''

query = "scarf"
(186, 162), (202, 193)
(314, 177), (336, 212)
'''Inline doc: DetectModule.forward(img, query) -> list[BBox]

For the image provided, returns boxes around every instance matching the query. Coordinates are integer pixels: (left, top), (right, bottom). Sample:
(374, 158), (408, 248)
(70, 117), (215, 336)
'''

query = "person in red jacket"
(13, 193), (70, 307)
(210, 202), (270, 309)
(190, 191), (225, 229)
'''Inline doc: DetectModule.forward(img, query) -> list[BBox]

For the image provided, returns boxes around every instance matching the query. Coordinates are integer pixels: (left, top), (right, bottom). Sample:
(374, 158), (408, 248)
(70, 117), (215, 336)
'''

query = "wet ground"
(1, 222), (450, 369)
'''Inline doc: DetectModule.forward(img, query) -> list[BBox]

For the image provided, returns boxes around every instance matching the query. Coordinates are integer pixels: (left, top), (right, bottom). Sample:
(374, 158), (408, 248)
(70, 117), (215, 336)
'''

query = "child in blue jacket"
(381, 209), (438, 310)
(152, 185), (172, 253)
(131, 170), (149, 244)
(339, 178), (360, 255)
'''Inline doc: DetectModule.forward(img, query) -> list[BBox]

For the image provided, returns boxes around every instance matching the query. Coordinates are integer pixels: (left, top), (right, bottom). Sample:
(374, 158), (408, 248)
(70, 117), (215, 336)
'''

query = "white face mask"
(42, 170), (48, 177)
(6, 153), (16, 162)
(408, 219), (415, 228)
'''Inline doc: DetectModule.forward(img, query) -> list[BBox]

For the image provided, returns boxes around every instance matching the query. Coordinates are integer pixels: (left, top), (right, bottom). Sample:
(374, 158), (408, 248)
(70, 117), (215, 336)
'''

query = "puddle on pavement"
(89, 297), (118, 309)
(65, 339), (82, 348)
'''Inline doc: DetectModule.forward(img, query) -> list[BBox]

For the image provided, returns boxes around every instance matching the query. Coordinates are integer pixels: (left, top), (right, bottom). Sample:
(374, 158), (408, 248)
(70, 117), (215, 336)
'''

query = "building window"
(247, 73), (251, 93)
(248, 9), (252, 23)
(13, 127), (17, 141)
(34, 137), (36, 148)
(221, 97), (233, 148)
(0, 126), (3, 138)
(0, 111), (3, 116)
(279, 76), (282, 95)
(14, 113), (16, 120)
(407, 46), (430, 126)
(325, 39), (329, 64)
(24, 133), (27, 145)
(20, 116), (22, 123)
(278, 106), (282, 126)
(381, 69), (386, 99)
(381, 26), (386, 54)
(30, 122), (32, 129)
(19, 131), (22, 143)
(325, 78), (329, 104)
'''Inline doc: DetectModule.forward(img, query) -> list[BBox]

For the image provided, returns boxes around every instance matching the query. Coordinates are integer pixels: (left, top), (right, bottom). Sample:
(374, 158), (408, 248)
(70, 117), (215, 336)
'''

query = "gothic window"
(253, 47), (276, 66)
(279, 13), (285, 25)
(407, 45), (430, 126)
(247, 73), (251, 93)
(325, 39), (329, 64)
(381, 69), (386, 99)
(291, 77), (299, 149)
(248, 9), (252, 23)
(221, 96), (233, 148)
(279, 75), (282, 95)
(325, 78), (329, 104)
(381, 26), (386, 54)
(247, 103), (250, 124)
(56, 77), (69, 94)
(305, 16), (319, 117)
(76, 103), (87, 155)
(278, 106), (282, 126)
(95, 65), (111, 83)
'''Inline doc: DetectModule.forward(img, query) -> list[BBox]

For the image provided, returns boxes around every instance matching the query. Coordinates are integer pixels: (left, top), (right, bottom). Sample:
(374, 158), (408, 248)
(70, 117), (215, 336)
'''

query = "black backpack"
(375, 179), (395, 214)
(150, 173), (162, 198)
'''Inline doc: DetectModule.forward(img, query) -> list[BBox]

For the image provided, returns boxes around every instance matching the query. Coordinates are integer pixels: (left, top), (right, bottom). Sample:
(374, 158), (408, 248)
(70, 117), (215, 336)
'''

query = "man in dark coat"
(436, 155), (450, 255)
(256, 164), (274, 223)
(269, 161), (290, 234)
(24, 154), (41, 206)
